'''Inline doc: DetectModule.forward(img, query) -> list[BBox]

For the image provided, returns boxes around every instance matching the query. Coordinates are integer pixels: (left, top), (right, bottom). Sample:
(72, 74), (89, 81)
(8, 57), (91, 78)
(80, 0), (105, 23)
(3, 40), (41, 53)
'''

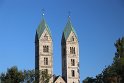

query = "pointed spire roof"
(63, 17), (77, 40)
(36, 17), (51, 39)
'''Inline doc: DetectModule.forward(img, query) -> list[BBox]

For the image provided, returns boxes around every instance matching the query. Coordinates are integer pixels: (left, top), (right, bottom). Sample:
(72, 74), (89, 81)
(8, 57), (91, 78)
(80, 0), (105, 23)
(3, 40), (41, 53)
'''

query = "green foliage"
(0, 66), (51, 83)
(35, 69), (51, 83)
(83, 37), (124, 83)
(0, 66), (24, 83)
(23, 69), (35, 82)
(83, 77), (96, 83)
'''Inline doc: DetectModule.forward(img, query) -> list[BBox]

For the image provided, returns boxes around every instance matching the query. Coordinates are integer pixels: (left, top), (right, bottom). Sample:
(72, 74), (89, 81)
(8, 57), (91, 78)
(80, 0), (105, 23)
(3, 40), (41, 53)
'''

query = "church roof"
(36, 18), (51, 39)
(63, 17), (77, 40)
(53, 75), (65, 83)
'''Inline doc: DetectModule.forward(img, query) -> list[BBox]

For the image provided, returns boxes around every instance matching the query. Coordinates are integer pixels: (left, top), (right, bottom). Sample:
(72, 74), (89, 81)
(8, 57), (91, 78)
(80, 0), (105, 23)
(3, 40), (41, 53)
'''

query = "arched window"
(71, 70), (75, 77)
(43, 45), (49, 52)
(70, 47), (72, 54)
(44, 57), (48, 65)
(73, 47), (75, 54)
(71, 59), (75, 66)
(72, 36), (74, 41)
(47, 46), (49, 52)
(70, 47), (75, 54)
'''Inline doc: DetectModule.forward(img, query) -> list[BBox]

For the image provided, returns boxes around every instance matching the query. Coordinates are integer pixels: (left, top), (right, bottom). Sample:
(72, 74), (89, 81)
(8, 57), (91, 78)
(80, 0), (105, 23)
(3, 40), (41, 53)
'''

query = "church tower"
(35, 17), (53, 82)
(61, 17), (80, 83)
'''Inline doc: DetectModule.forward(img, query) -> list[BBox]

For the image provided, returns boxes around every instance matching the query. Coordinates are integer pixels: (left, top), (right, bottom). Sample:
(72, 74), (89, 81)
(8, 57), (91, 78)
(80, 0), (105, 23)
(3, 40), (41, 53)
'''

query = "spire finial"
(42, 9), (45, 17)
(68, 11), (71, 18)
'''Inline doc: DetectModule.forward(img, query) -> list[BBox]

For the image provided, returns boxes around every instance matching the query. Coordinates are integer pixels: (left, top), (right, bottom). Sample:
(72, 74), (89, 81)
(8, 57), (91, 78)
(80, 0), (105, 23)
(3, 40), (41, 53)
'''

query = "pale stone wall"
(36, 22), (80, 83)
(38, 28), (53, 75)
(35, 28), (53, 83)
(62, 31), (80, 83)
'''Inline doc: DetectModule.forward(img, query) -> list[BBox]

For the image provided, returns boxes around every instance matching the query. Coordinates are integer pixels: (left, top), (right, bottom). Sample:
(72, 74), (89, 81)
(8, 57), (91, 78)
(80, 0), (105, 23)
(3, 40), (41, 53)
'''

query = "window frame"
(71, 59), (75, 66)
(70, 47), (76, 54)
(44, 57), (48, 65)
(43, 45), (49, 53)
(71, 70), (75, 77)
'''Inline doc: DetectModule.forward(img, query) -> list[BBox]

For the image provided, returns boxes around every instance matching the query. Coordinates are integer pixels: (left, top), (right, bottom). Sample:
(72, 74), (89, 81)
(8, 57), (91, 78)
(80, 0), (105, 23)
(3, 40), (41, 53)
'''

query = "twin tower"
(35, 16), (80, 83)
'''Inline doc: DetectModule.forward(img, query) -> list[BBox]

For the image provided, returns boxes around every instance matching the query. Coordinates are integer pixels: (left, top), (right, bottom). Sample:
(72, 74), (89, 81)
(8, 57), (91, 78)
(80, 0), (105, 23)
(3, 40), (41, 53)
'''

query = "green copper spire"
(36, 18), (51, 39)
(63, 17), (77, 40)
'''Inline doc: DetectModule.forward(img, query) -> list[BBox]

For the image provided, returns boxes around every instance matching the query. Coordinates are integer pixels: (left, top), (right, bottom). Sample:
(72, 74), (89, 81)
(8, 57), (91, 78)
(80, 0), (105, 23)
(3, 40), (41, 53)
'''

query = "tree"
(83, 77), (96, 83)
(35, 69), (51, 83)
(95, 74), (103, 83)
(23, 69), (35, 83)
(0, 66), (24, 83)
(113, 37), (124, 82)
(0, 66), (52, 83)
(82, 37), (124, 83)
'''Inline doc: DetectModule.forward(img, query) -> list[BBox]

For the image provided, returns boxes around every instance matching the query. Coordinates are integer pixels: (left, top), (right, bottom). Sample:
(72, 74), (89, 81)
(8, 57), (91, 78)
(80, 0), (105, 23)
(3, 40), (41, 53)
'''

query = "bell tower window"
(70, 47), (75, 54)
(44, 57), (48, 65)
(43, 45), (49, 52)
(71, 70), (75, 77)
(71, 59), (75, 66)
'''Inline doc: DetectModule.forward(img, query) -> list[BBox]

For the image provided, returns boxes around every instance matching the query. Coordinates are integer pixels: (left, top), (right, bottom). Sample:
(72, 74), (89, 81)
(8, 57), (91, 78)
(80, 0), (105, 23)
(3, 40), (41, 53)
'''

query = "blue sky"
(0, 0), (124, 81)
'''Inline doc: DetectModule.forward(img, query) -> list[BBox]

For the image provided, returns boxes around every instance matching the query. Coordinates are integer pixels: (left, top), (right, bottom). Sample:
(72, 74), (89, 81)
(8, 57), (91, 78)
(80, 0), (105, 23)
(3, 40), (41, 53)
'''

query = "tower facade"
(61, 17), (80, 83)
(35, 18), (53, 82)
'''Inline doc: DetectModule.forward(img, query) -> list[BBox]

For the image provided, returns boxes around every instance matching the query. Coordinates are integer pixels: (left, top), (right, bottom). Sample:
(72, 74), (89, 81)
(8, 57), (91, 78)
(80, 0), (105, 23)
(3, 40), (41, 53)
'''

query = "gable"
(54, 76), (65, 83)
(66, 31), (78, 42)
(39, 28), (52, 41)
